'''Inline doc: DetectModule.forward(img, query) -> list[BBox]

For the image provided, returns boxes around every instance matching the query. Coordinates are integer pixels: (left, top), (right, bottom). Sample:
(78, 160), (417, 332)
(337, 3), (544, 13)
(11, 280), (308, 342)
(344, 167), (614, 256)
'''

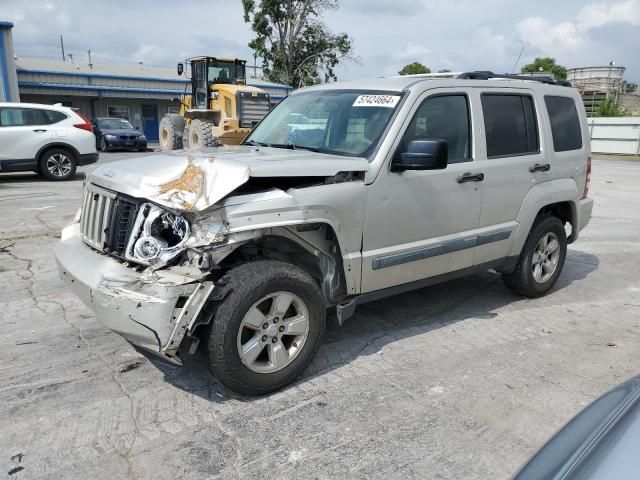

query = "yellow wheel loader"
(159, 57), (271, 150)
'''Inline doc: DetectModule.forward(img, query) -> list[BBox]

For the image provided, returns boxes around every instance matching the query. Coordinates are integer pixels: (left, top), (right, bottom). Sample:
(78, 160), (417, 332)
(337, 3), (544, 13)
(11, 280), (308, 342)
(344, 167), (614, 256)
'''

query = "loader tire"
(159, 114), (184, 151)
(188, 119), (219, 149)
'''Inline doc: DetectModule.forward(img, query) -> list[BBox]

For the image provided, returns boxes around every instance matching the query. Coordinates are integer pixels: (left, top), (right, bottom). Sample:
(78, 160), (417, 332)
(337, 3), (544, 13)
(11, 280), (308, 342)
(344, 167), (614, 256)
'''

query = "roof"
(14, 57), (292, 90)
(296, 75), (576, 94)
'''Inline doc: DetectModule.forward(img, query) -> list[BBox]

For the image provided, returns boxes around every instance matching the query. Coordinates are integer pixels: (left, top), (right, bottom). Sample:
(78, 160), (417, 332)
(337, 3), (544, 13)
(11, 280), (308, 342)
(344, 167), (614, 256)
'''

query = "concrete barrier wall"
(588, 117), (640, 155)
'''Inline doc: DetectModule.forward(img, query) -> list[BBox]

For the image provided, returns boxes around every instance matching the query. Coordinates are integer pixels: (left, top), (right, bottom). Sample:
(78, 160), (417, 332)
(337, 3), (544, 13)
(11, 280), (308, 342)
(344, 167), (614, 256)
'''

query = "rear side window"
(45, 110), (68, 124)
(544, 96), (583, 152)
(0, 108), (50, 127)
(481, 94), (539, 158)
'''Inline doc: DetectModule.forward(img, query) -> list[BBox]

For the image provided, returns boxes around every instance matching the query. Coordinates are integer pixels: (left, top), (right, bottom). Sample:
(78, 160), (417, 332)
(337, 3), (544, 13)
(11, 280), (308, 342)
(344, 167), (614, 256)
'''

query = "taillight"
(582, 156), (591, 199)
(73, 112), (93, 132)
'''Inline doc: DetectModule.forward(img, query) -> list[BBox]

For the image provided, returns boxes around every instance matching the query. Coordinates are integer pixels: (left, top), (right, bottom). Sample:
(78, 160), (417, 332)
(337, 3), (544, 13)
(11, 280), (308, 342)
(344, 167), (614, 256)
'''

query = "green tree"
(398, 62), (431, 75)
(594, 97), (623, 117)
(242, 0), (354, 88)
(521, 57), (568, 80)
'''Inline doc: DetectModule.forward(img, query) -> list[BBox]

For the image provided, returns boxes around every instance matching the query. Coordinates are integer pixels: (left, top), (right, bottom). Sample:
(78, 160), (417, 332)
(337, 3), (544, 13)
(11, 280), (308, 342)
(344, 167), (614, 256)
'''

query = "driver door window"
(396, 94), (471, 163)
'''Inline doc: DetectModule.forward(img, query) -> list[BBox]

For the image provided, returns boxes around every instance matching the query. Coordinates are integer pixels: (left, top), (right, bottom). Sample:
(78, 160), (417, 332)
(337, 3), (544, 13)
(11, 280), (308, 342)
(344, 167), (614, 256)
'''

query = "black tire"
(38, 148), (77, 181)
(188, 119), (218, 149)
(207, 260), (326, 395)
(159, 114), (184, 151)
(503, 215), (567, 297)
(99, 136), (109, 152)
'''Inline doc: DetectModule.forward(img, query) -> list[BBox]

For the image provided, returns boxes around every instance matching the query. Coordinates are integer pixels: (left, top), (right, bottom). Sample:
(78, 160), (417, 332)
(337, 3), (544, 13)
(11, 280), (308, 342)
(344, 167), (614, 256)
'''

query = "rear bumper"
(78, 152), (99, 166)
(578, 197), (594, 232)
(55, 223), (211, 362)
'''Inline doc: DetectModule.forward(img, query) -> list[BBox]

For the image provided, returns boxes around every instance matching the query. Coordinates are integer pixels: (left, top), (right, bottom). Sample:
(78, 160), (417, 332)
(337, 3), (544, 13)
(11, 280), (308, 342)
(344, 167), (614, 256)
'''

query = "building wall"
(588, 117), (640, 155)
(20, 93), (179, 140)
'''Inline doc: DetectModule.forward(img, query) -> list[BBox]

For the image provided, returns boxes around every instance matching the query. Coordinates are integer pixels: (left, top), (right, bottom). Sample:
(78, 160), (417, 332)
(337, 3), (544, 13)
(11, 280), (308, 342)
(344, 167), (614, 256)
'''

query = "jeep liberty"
(55, 72), (594, 395)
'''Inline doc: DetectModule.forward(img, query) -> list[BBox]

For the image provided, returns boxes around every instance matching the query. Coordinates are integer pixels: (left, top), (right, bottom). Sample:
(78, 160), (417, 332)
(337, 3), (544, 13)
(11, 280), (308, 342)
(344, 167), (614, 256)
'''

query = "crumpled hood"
(88, 146), (369, 212)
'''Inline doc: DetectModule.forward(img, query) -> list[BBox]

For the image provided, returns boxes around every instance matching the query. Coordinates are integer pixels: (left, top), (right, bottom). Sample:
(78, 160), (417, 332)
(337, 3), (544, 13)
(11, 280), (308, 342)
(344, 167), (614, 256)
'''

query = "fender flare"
(509, 179), (580, 257)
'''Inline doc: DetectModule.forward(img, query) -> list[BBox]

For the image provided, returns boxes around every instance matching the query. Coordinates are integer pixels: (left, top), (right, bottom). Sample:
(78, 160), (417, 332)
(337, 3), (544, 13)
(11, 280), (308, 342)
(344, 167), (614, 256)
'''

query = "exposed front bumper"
(104, 138), (147, 150)
(55, 223), (212, 362)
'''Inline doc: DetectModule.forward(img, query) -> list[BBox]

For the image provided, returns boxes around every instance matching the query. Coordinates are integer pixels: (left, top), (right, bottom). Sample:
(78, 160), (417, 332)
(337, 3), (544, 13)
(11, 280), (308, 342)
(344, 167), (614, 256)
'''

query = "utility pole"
(87, 49), (93, 69)
(60, 35), (66, 61)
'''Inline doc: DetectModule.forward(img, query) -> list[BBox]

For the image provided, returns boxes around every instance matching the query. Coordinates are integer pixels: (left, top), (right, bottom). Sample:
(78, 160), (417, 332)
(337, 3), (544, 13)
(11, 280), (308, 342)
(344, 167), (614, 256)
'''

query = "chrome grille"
(238, 92), (271, 128)
(80, 184), (116, 251)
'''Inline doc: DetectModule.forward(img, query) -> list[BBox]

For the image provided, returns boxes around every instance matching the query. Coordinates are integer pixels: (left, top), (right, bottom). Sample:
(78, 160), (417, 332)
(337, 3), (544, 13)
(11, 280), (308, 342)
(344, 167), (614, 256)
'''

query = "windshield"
(208, 60), (237, 84)
(245, 90), (403, 158)
(100, 118), (133, 130)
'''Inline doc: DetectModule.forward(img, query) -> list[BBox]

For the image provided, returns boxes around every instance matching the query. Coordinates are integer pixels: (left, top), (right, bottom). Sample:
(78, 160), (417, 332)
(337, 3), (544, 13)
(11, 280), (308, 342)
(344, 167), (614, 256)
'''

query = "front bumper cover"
(55, 223), (213, 363)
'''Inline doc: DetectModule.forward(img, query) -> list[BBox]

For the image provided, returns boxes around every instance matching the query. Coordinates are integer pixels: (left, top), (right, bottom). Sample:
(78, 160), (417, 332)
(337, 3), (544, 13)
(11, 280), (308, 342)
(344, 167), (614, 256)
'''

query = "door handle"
(457, 172), (485, 183)
(529, 163), (551, 173)
(32, 129), (48, 133)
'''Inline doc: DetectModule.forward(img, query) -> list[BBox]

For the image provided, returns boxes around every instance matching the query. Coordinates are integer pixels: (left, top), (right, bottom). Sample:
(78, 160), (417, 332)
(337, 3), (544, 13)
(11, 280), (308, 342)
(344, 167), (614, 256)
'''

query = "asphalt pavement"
(1, 153), (639, 479)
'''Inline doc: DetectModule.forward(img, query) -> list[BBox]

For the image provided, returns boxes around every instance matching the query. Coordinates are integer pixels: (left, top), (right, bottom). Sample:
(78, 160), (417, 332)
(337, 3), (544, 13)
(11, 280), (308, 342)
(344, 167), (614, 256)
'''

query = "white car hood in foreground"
(88, 146), (369, 212)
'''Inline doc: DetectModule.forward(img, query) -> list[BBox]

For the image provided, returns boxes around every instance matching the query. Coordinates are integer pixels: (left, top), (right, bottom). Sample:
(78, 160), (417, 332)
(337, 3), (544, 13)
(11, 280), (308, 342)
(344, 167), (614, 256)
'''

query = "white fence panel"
(588, 117), (640, 155)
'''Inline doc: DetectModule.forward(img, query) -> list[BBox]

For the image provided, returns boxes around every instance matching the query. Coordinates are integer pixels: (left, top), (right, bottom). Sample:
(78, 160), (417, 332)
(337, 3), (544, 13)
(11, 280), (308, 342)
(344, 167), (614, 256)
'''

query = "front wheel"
(207, 261), (326, 395)
(503, 215), (567, 297)
(99, 136), (109, 152)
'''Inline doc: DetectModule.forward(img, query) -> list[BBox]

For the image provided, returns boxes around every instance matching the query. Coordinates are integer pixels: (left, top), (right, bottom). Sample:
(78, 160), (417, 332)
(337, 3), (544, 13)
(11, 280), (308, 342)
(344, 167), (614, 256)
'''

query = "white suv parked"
(0, 102), (98, 180)
(56, 72), (593, 395)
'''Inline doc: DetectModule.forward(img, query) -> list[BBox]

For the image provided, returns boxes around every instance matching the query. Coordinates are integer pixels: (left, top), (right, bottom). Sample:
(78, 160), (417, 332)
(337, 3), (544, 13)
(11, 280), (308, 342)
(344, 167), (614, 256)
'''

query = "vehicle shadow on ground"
(149, 249), (599, 403)
(0, 172), (85, 184)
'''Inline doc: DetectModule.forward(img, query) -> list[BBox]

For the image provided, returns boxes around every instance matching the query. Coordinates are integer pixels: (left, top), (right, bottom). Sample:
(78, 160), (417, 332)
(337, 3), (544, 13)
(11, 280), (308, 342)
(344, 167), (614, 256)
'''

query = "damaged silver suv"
(56, 72), (593, 395)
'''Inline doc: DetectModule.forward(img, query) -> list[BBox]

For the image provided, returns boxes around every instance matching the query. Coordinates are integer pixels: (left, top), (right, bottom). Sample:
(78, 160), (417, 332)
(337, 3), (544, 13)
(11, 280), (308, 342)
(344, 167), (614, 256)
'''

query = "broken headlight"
(126, 204), (190, 265)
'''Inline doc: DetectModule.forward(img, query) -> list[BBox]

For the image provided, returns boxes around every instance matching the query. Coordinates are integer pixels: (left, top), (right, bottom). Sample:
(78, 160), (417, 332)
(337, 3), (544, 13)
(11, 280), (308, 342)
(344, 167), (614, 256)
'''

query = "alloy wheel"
(236, 291), (310, 374)
(46, 153), (72, 178)
(532, 232), (560, 283)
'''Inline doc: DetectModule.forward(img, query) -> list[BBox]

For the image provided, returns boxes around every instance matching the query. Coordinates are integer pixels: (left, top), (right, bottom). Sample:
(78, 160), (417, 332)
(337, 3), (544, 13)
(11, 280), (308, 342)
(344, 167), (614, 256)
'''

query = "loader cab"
(189, 57), (247, 109)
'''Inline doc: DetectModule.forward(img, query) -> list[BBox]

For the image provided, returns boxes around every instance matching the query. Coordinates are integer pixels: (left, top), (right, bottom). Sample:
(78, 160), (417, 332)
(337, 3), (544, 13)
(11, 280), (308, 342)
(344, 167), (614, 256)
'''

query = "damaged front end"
(55, 149), (368, 363)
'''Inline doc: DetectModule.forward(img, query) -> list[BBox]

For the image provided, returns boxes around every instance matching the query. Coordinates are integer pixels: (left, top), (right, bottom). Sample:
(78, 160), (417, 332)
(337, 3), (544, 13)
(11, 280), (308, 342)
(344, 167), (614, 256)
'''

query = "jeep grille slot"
(105, 196), (140, 257)
(237, 91), (271, 128)
(79, 184), (140, 257)
(80, 184), (116, 251)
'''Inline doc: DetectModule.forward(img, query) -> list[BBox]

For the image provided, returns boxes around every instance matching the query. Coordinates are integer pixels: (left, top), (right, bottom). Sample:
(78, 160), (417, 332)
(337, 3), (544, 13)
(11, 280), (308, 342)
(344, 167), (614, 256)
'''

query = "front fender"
(203, 182), (366, 295)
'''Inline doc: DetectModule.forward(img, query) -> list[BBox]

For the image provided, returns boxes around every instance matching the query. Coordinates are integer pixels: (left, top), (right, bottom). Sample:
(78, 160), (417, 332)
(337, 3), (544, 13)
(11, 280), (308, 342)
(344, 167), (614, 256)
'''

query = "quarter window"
(397, 94), (472, 163)
(481, 94), (539, 158)
(544, 96), (583, 152)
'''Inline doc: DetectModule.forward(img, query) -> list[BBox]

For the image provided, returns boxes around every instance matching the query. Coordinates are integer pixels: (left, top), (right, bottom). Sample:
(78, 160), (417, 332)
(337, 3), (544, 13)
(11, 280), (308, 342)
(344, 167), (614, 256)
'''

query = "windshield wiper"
(268, 143), (320, 153)
(244, 139), (268, 147)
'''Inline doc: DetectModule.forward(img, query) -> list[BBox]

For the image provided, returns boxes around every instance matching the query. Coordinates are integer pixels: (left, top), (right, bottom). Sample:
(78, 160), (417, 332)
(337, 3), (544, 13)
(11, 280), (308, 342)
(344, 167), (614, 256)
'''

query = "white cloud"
(399, 42), (431, 60)
(578, 0), (640, 28)
(517, 0), (640, 56)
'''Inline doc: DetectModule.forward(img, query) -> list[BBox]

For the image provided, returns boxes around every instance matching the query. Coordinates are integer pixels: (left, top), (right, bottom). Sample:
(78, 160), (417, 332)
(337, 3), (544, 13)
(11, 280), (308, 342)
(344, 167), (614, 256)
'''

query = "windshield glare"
(246, 90), (402, 158)
(100, 118), (133, 130)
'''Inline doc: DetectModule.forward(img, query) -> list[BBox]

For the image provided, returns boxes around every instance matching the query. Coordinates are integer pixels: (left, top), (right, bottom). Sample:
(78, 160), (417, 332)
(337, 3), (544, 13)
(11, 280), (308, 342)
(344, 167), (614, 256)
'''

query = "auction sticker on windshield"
(353, 95), (401, 108)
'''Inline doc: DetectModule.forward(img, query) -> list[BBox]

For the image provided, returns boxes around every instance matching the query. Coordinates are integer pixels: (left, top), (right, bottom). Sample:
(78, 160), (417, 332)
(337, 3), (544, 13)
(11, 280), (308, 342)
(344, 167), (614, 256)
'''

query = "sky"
(2, 0), (639, 82)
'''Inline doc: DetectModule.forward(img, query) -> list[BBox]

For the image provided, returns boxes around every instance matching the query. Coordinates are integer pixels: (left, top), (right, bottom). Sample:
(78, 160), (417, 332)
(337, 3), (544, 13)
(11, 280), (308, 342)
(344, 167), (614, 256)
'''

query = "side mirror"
(391, 139), (448, 172)
(177, 63), (184, 76)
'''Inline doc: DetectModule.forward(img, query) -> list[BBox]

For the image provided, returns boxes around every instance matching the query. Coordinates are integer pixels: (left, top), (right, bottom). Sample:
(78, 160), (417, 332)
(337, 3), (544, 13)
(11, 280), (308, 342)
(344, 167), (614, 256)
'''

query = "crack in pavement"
(2, 247), (141, 477)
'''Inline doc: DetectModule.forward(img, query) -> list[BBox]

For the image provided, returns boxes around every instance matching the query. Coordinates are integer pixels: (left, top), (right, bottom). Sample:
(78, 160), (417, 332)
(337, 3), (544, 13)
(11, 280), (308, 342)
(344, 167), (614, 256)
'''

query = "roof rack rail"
(457, 71), (572, 87)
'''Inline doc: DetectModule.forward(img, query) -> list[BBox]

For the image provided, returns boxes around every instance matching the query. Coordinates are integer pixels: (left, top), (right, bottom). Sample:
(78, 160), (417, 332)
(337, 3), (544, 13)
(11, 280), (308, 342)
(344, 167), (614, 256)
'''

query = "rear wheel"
(39, 148), (77, 181)
(503, 215), (567, 297)
(207, 261), (326, 395)
(159, 114), (184, 151)
(188, 119), (218, 149)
